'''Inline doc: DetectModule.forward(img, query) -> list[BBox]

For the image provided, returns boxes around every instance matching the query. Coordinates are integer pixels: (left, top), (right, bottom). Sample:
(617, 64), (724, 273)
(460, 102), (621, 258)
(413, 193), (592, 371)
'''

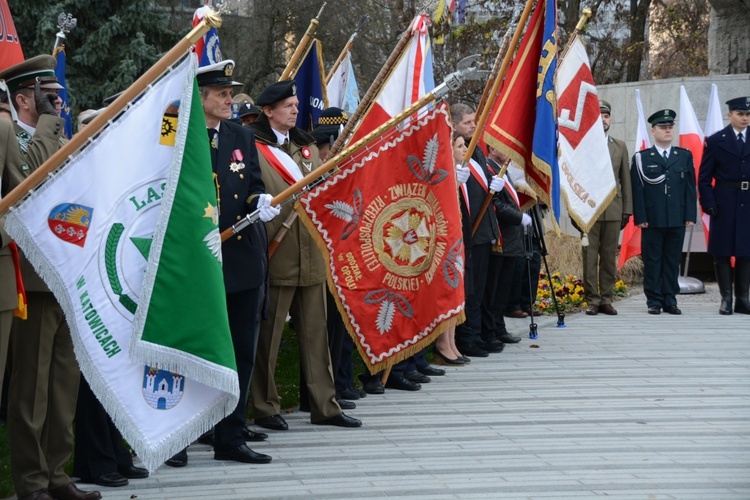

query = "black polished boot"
(734, 258), (750, 314)
(715, 258), (733, 315)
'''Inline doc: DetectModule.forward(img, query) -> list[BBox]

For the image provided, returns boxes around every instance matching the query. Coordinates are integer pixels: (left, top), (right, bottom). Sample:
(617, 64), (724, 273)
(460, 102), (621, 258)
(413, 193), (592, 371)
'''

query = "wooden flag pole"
(464, 0), (536, 237)
(558, 9), (592, 64)
(279, 3), (327, 81)
(0, 11), (220, 218)
(266, 18), (416, 258)
(324, 14), (369, 84)
(470, 158), (511, 236)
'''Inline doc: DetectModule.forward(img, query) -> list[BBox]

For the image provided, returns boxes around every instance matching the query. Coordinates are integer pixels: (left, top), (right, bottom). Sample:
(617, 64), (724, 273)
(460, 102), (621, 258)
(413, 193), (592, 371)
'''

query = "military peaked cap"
(726, 96), (750, 112)
(0, 55), (63, 94)
(197, 60), (243, 88)
(599, 100), (612, 113)
(648, 109), (676, 126)
(256, 80), (296, 106)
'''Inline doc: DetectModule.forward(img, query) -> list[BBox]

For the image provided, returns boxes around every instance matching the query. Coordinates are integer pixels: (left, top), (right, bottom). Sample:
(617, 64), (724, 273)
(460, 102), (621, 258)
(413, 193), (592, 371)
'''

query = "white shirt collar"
(654, 145), (671, 157)
(17, 119), (35, 136)
(732, 127), (746, 140)
(272, 128), (289, 146)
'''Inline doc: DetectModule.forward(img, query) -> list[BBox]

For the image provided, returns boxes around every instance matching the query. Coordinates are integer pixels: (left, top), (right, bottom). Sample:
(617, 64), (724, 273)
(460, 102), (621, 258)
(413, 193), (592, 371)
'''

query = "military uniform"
(583, 101), (633, 313)
(0, 56), (96, 499)
(631, 109), (697, 313)
(698, 96), (750, 314)
(248, 82), (346, 426)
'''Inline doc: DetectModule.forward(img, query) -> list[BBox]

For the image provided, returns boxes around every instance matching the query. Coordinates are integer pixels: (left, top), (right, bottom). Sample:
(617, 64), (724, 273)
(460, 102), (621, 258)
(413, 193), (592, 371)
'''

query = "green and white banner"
(6, 55), (238, 471)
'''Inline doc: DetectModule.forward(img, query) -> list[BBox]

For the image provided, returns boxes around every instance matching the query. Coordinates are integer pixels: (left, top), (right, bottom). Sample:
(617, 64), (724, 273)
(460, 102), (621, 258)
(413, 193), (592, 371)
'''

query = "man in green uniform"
(247, 80), (361, 430)
(630, 109), (697, 315)
(0, 56), (101, 500)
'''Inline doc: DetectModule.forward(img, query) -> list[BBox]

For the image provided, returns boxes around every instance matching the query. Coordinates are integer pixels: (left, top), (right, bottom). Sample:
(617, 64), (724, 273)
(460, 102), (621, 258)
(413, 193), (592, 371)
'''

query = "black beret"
(726, 96), (750, 112)
(256, 80), (296, 106)
(648, 109), (676, 126)
(197, 60), (242, 88)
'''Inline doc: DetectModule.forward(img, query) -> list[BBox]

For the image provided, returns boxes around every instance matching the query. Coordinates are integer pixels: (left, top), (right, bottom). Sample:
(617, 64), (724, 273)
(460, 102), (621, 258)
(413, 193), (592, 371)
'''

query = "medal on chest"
(229, 149), (245, 173)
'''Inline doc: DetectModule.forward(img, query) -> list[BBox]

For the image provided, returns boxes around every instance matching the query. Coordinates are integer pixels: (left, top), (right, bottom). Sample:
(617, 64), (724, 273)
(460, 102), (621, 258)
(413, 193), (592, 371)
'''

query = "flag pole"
(464, 0), (536, 237)
(279, 3), (327, 81)
(474, 23), (514, 120)
(52, 13), (76, 55)
(221, 62), (476, 242)
(266, 18), (418, 258)
(325, 14), (368, 84)
(470, 158), (511, 236)
(557, 9), (592, 64)
(0, 10), (221, 218)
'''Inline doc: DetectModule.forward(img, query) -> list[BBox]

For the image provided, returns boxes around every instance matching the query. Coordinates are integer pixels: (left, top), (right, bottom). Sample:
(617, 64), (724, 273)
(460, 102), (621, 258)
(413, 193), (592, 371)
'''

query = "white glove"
(257, 193), (280, 222)
(489, 176), (506, 193)
(455, 164), (470, 184)
(521, 213), (532, 227)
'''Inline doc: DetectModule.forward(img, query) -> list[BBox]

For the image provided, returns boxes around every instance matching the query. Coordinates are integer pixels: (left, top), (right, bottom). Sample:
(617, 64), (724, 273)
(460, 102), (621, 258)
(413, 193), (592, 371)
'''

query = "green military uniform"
(0, 56), (86, 498)
(247, 85), (341, 424)
(582, 104), (633, 311)
(630, 109), (697, 313)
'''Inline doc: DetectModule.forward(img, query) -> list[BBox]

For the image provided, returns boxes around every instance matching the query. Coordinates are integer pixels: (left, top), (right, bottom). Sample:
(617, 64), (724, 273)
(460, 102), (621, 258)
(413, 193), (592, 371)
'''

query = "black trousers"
(72, 377), (132, 481)
(214, 287), (262, 450)
(641, 226), (685, 309)
(482, 255), (523, 341)
(456, 242), (491, 346)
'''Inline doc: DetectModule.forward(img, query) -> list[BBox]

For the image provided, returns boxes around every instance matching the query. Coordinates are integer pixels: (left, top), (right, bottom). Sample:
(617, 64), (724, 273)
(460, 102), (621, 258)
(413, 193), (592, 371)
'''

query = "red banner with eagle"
(296, 103), (465, 373)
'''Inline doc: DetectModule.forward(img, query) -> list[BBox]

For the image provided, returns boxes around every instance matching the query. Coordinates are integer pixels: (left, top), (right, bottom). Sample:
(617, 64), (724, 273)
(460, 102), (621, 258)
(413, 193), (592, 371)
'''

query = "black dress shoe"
(497, 331), (521, 343)
(337, 398), (356, 410)
(358, 373), (385, 394)
(48, 482), (101, 500)
(433, 347), (465, 365)
(355, 387), (367, 398)
(663, 305), (681, 315)
(165, 448), (188, 467)
(478, 339), (504, 353)
(417, 365), (445, 376)
(242, 427), (268, 442)
(648, 307), (661, 315)
(458, 355), (471, 363)
(338, 387), (361, 400)
(457, 343), (489, 357)
(313, 413), (362, 427)
(214, 444), (272, 464)
(385, 374), (421, 391)
(404, 370), (430, 384)
(92, 472), (128, 488)
(118, 465), (149, 479)
(255, 414), (288, 431)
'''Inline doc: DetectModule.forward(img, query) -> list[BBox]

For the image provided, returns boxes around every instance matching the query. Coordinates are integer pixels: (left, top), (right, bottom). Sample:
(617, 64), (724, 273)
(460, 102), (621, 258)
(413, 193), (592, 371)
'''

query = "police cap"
(648, 109), (676, 126)
(726, 96), (750, 112)
(196, 60), (243, 88)
(256, 80), (296, 107)
(311, 107), (348, 145)
(0, 55), (63, 94)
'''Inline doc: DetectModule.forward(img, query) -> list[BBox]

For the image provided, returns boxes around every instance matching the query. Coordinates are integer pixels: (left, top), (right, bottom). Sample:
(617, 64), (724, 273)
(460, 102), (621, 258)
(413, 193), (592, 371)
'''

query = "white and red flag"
(347, 14), (434, 143)
(700, 84), (724, 245)
(556, 36), (616, 233)
(618, 89), (651, 268)
(678, 86), (708, 248)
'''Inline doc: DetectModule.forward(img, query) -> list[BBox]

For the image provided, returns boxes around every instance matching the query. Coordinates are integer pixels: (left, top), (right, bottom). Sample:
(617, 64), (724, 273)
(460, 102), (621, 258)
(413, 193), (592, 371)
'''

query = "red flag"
(618, 89), (651, 269)
(0, 0), (24, 71)
(297, 104), (465, 373)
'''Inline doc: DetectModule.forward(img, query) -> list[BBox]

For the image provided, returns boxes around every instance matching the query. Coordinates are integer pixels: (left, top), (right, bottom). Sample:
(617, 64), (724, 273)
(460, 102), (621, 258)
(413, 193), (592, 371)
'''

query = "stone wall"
(708, 0), (750, 74)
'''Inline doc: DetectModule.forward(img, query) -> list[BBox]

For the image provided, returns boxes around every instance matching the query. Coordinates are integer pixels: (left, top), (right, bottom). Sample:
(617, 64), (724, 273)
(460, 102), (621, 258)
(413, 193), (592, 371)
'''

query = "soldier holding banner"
(0, 55), (101, 500)
(248, 80), (361, 430)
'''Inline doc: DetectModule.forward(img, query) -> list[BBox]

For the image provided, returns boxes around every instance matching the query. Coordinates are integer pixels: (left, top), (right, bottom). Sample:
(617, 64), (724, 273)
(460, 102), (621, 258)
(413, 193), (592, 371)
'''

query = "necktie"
(739, 132), (745, 151)
(207, 128), (218, 168)
(662, 150), (668, 160)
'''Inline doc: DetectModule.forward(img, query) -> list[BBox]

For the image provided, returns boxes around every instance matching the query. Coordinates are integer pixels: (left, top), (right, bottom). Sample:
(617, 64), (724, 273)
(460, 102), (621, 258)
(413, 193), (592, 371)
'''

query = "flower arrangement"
(533, 272), (628, 314)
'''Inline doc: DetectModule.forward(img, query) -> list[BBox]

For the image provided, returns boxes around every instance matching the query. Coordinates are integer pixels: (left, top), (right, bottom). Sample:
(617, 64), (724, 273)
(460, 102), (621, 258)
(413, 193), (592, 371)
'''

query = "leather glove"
(455, 164), (470, 184)
(704, 207), (718, 217)
(621, 214), (630, 230)
(489, 176), (505, 193)
(521, 213), (532, 227)
(34, 81), (58, 116)
(257, 193), (280, 222)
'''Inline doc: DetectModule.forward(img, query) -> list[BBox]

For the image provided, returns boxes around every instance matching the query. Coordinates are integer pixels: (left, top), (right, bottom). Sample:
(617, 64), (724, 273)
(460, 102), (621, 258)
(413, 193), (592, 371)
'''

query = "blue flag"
(531, 0), (560, 224)
(295, 39), (326, 130)
(54, 48), (73, 138)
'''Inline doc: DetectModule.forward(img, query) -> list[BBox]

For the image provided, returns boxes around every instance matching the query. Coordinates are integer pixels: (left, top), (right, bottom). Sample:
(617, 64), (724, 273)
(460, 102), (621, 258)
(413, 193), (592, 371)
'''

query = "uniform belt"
(715, 180), (749, 190)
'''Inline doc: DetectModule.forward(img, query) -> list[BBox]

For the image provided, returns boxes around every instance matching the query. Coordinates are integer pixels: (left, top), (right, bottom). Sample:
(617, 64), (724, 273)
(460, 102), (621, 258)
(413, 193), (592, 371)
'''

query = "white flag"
(556, 37), (616, 233)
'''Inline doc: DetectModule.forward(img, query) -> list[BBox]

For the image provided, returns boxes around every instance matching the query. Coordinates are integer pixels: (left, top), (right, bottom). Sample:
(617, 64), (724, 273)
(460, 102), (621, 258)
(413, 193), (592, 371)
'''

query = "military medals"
(229, 149), (245, 172)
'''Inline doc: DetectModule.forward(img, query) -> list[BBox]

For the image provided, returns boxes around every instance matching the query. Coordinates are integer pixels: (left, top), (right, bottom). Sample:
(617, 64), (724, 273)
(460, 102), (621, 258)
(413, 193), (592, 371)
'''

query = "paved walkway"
(94, 285), (750, 499)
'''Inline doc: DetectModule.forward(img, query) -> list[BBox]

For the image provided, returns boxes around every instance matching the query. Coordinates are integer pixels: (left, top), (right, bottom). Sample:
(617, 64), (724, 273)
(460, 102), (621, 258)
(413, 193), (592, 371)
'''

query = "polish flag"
(700, 84), (724, 246)
(348, 14), (434, 144)
(618, 89), (651, 269)
(678, 86), (708, 249)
